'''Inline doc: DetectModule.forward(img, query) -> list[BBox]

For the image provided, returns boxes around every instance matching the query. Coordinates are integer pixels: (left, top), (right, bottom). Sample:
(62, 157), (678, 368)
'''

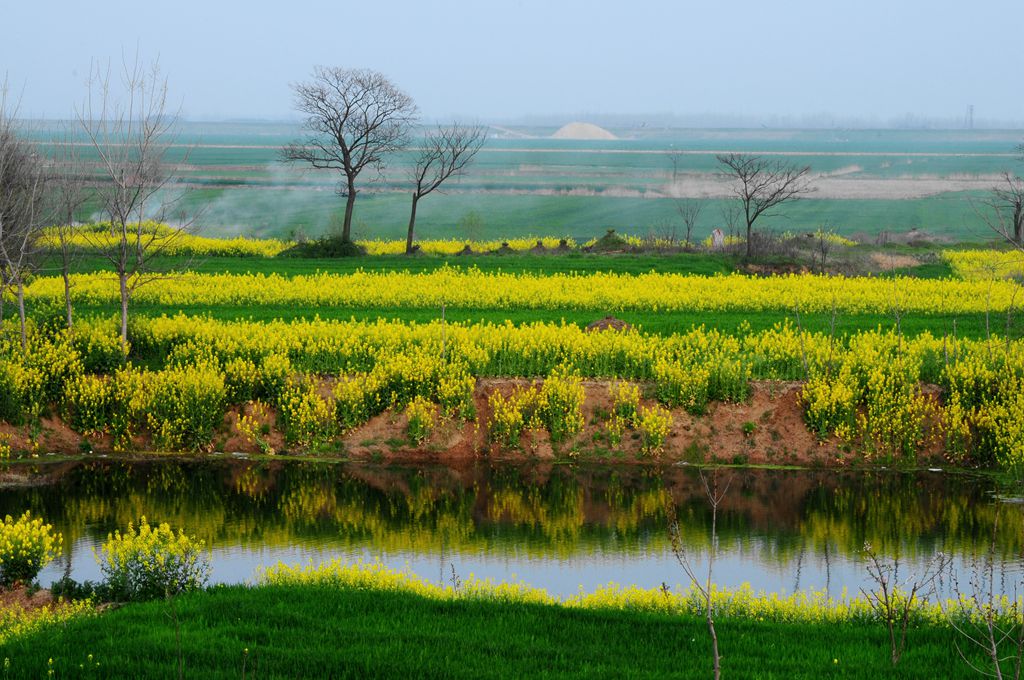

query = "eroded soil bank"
(0, 379), (946, 467)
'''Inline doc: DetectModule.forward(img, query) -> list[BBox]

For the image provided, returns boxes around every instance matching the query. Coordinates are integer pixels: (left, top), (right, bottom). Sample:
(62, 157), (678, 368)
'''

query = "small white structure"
(711, 228), (725, 249)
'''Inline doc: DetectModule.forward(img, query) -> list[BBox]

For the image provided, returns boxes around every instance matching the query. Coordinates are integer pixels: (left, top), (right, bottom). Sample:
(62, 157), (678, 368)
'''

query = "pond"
(2, 457), (1021, 599)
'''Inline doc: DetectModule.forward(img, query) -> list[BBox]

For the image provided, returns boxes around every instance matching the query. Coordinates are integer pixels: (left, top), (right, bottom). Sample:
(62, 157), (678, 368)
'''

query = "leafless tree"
(405, 124), (485, 254)
(945, 509), (1024, 680)
(975, 171), (1024, 247)
(77, 56), (195, 348)
(860, 542), (949, 665)
(282, 67), (417, 244)
(814, 225), (837, 273)
(667, 470), (733, 680)
(716, 153), (814, 258)
(48, 124), (90, 329)
(668, 149), (683, 184)
(674, 199), (704, 250)
(0, 83), (48, 348)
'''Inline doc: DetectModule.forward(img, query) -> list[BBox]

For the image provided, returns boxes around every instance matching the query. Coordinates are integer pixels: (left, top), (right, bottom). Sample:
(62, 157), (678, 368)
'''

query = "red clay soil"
(0, 586), (54, 615)
(0, 379), (947, 468)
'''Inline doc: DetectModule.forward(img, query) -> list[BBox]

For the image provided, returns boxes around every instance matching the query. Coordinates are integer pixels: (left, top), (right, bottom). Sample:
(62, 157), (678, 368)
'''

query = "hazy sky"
(3, 0), (1023, 124)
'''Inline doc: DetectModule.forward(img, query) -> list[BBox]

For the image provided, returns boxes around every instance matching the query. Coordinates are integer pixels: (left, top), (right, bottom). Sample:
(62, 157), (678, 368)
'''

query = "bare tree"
(0, 83), (48, 348)
(77, 56), (194, 348)
(674, 199), (704, 250)
(668, 149), (683, 184)
(405, 124), (485, 254)
(667, 470), (733, 680)
(976, 171), (1024, 247)
(860, 543), (949, 665)
(48, 124), (90, 329)
(282, 67), (417, 245)
(945, 509), (1024, 680)
(716, 153), (813, 258)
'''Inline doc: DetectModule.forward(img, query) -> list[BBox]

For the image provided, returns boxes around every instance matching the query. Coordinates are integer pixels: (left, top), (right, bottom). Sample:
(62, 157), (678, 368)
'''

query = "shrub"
(637, 405), (673, 456)
(0, 512), (62, 587)
(237, 401), (275, 455)
(488, 386), (540, 449)
(258, 353), (293, 403)
(109, 365), (150, 451)
(436, 364), (476, 419)
(539, 365), (585, 443)
(24, 333), (84, 404)
(654, 358), (710, 415)
(71, 324), (128, 373)
(95, 517), (210, 601)
(606, 414), (629, 447)
(334, 374), (383, 432)
(859, 361), (932, 460)
(801, 370), (858, 440)
(224, 356), (260, 403)
(609, 381), (640, 423)
(147, 364), (227, 451)
(406, 396), (435, 445)
(278, 379), (336, 447)
(63, 374), (112, 436)
(0, 363), (19, 424)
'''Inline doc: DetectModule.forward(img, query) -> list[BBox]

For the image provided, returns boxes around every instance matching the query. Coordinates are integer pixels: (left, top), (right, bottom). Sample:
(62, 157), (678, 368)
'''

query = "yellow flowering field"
(944, 249), (1024, 280)
(23, 268), (1023, 314)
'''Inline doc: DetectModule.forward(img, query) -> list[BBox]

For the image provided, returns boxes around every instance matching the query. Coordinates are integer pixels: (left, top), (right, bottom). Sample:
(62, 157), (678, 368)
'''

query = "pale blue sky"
(3, 0), (1022, 124)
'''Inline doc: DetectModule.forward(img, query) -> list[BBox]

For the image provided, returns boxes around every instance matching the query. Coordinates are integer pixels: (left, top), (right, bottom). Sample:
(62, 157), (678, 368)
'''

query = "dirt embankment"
(0, 379), (948, 468)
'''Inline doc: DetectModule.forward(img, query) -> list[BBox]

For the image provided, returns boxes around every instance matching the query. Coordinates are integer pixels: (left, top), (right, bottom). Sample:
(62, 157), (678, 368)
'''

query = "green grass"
(61, 302), (1002, 339)
(54, 251), (736, 277)
(160, 188), (990, 243)
(0, 584), (992, 679)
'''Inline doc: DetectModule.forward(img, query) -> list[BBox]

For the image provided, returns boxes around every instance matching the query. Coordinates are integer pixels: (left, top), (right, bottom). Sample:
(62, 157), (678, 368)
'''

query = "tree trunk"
(119, 272), (129, 351)
(1015, 205), (1023, 245)
(745, 221), (753, 259)
(342, 179), (357, 243)
(405, 194), (420, 255)
(62, 267), (73, 330)
(17, 278), (27, 351)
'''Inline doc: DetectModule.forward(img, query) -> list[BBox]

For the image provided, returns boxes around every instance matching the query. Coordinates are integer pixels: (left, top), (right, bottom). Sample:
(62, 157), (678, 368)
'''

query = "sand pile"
(551, 122), (616, 140)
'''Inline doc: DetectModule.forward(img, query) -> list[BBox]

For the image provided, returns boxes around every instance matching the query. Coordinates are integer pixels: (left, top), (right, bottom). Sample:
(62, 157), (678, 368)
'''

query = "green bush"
(0, 511), (62, 587)
(95, 517), (210, 601)
(63, 374), (112, 436)
(406, 396), (435, 445)
(147, 364), (227, 451)
(539, 365), (584, 444)
(278, 379), (336, 447)
(654, 358), (710, 415)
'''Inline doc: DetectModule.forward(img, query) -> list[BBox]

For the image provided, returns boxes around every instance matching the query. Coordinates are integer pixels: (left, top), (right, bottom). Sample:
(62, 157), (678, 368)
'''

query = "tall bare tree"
(667, 470), (733, 680)
(0, 84), (48, 348)
(282, 67), (417, 245)
(77, 57), (194, 348)
(978, 171), (1024, 246)
(674, 198), (703, 250)
(48, 124), (90, 329)
(716, 153), (813, 258)
(405, 124), (485, 254)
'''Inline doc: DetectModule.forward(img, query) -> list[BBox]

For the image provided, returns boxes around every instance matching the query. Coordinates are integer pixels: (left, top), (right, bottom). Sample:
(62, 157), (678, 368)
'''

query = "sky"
(2, 0), (1023, 125)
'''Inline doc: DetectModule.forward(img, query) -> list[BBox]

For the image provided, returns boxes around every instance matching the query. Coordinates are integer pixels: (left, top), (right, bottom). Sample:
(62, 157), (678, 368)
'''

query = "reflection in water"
(0, 459), (1019, 598)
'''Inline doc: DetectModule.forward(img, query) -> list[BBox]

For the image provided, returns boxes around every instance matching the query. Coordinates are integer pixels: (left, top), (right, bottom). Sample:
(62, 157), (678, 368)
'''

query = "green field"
(31, 122), (1023, 242)
(0, 584), (994, 679)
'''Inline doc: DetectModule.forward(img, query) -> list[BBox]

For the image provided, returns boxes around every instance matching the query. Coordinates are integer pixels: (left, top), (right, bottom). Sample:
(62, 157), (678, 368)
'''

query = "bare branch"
(282, 67), (417, 243)
(404, 123), (486, 254)
(716, 152), (814, 258)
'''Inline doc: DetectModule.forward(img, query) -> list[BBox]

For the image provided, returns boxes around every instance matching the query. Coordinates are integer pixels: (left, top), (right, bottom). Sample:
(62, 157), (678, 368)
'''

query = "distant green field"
(31, 121), (1023, 242)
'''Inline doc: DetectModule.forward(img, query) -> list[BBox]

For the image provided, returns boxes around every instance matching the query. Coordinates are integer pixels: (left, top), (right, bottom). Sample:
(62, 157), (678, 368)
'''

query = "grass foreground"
(0, 559), (1001, 679)
(0, 586), (987, 679)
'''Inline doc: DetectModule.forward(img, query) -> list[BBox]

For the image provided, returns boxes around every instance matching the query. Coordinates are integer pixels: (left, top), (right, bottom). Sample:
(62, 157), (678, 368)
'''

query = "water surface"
(2, 458), (1020, 599)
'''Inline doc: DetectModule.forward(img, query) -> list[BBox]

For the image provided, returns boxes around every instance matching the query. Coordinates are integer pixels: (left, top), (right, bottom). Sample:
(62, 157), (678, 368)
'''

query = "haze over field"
(2, 0), (1023, 126)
